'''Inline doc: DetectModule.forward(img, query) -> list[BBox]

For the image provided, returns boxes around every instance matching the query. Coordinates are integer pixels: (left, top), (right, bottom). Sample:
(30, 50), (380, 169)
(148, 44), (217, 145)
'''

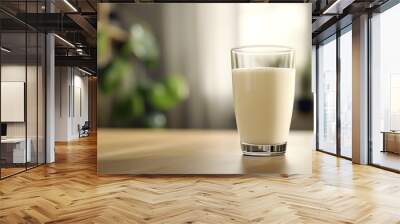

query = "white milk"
(232, 67), (295, 145)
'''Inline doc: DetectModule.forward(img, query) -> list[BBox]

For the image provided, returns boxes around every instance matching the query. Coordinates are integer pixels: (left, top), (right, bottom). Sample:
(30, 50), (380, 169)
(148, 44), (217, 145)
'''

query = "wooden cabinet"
(382, 132), (400, 154)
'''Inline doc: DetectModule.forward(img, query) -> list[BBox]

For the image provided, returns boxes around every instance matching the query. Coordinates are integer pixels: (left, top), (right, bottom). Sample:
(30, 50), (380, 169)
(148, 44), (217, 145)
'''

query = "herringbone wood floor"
(1, 134), (400, 224)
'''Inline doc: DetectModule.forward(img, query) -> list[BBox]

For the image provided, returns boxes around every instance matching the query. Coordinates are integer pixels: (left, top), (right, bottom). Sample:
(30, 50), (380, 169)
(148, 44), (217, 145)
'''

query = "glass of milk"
(231, 45), (295, 156)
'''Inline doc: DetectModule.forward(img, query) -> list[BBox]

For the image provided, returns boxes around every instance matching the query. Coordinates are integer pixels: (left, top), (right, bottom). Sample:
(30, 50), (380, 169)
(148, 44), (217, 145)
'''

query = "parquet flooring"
(1, 133), (400, 223)
(0, 167), (26, 178)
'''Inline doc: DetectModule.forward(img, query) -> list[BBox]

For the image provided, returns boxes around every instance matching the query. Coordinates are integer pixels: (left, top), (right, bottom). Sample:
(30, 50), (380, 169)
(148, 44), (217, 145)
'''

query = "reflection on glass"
(1, 31), (27, 177)
(27, 31), (38, 169)
(340, 29), (352, 158)
(38, 33), (46, 165)
(317, 37), (337, 154)
(0, 1), (47, 179)
(371, 3), (400, 171)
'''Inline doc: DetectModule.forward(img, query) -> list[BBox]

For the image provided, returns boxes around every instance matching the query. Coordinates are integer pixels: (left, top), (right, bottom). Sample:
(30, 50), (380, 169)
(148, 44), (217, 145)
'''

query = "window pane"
(371, 3), (400, 171)
(27, 28), (40, 169)
(317, 37), (337, 154)
(1, 31), (28, 177)
(340, 29), (352, 158)
(38, 33), (45, 165)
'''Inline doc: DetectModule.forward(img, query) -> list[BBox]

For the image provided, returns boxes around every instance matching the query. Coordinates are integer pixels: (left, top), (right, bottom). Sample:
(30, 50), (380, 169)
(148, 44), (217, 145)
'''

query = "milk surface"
(232, 67), (295, 145)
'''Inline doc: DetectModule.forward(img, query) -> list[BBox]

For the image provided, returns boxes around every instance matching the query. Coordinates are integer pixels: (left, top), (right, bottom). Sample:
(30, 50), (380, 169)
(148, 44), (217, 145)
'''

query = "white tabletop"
(1, 138), (28, 143)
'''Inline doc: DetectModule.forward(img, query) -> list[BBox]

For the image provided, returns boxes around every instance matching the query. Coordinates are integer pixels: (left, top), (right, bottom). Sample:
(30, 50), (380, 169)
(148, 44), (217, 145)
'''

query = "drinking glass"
(231, 45), (295, 156)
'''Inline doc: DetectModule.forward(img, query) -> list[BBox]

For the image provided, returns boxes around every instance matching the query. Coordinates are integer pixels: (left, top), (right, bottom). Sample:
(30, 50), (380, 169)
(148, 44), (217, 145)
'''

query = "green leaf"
(148, 82), (177, 111)
(111, 97), (133, 125)
(164, 74), (189, 102)
(100, 57), (133, 94)
(125, 24), (159, 66)
(97, 25), (111, 67)
(131, 93), (145, 119)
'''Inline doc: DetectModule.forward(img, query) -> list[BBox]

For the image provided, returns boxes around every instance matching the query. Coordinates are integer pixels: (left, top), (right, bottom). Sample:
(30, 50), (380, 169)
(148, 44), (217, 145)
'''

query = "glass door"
(317, 35), (337, 154)
(339, 27), (352, 158)
(1, 30), (28, 178)
(38, 32), (46, 166)
(370, 2), (400, 171)
(27, 30), (38, 170)
(0, 1), (46, 179)
(316, 25), (353, 160)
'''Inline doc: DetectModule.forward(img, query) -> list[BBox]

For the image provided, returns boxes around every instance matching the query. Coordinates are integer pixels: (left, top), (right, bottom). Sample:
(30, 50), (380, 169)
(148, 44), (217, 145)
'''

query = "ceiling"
(1, 0), (396, 73)
(0, 0), (97, 74)
(312, 0), (391, 43)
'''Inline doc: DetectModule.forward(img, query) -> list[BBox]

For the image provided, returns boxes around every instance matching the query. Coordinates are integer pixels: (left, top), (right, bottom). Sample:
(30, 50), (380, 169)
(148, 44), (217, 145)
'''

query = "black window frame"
(315, 22), (353, 161)
(0, 0), (47, 180)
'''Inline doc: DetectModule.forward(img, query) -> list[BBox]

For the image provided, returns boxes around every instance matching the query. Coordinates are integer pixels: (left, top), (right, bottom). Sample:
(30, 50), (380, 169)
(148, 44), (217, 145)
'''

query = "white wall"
(71, 73), (89, 138)
(55, 67), (69, 141)
(1, 65), (34, 137)
(1, 64), (46, 164)
(1, 66), (26, 138)
(55, 67), (89, 141)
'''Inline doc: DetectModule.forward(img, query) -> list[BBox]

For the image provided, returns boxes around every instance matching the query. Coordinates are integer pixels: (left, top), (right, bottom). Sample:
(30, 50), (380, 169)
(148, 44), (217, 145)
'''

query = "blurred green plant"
(123, 24), (159, 68)
(98, 10), (188, 128)
(100, 57), (133, 94)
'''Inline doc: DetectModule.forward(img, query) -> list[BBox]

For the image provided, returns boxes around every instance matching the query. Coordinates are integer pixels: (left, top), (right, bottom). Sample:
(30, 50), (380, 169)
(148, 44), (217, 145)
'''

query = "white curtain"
(162, 4), (238, 129)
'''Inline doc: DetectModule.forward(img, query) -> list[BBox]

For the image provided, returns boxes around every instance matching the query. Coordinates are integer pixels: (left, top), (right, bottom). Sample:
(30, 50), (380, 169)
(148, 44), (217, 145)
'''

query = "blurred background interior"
(0, 0), (97, 179)
(98, 3), (312, 130)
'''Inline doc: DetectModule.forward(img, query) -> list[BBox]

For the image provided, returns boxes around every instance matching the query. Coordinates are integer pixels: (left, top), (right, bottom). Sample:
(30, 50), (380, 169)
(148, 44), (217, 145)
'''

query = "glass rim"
(231, 45), (294, 55)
